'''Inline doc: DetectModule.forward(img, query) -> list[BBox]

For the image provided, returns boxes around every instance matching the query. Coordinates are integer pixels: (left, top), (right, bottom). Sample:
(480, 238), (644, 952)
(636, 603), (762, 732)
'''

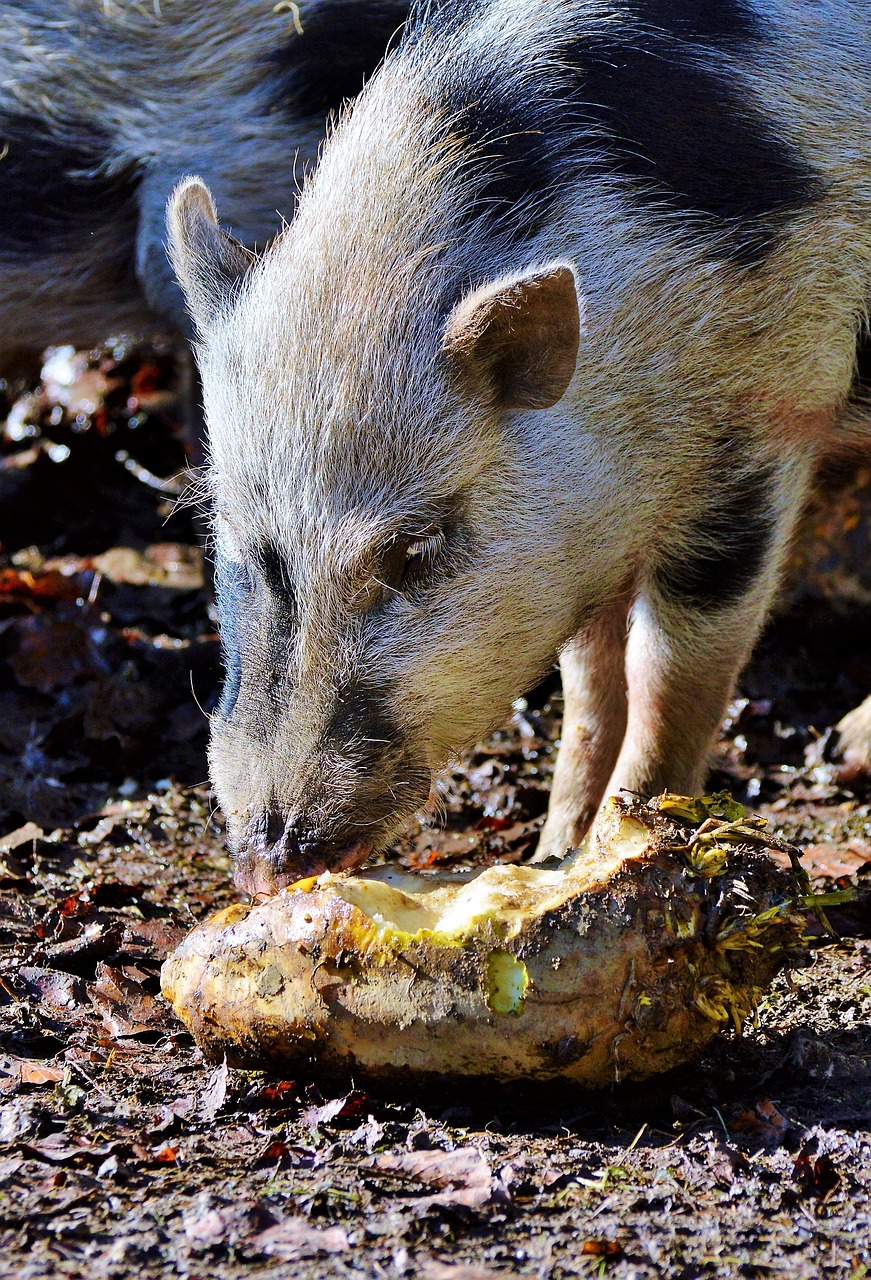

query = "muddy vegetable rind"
(161, 797), (808, 1087)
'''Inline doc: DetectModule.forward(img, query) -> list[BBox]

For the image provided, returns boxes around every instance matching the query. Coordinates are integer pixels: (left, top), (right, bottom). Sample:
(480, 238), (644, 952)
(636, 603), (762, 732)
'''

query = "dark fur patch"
(654, 438), (777, 609)
(425, 3), (818, 265)
(442, 67), (558, 235)
(254, 537), (296, 605)
(0, 114), (139, 255)
(266, 0), (410, 117)
(213, 554), (253, 719)
(630, 0), (766, 44)
(323, 681), (401, 754)
(318, 680), (424, 841)
(413, 0), (764, 41)
(214, 539), (299, 721)
(563, 28), (821, 265)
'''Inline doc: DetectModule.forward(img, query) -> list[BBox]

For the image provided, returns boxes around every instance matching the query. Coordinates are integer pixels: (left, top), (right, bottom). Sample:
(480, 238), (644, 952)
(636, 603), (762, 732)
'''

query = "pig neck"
(267, 154), (713, 567)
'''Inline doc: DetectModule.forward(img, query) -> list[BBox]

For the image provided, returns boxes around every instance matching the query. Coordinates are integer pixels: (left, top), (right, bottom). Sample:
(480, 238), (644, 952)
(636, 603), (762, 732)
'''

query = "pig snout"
(233, 811), (373, 898)
(211, 675), (433, 899)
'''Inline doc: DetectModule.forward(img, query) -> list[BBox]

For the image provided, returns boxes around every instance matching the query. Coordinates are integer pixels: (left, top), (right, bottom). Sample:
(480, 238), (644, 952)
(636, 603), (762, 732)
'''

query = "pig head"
(168, 178), (589, 896)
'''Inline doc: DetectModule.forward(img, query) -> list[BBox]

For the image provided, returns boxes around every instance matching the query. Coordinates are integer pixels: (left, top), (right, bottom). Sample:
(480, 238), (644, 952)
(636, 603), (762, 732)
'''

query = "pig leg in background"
(538, 575), (782, 858)
(541, 456), (817, 849)
(603, 588), (767, 804)
(535, 599), (630, 860)
(831, 347), (871, 778)
(834, 696), (871, 776)
(595, 458), (815, 810)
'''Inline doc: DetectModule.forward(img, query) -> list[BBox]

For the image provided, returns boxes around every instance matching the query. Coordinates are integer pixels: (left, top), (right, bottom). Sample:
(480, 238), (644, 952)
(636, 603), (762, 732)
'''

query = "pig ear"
(443, 263), (581, 411)
(166, 177), (257, 332)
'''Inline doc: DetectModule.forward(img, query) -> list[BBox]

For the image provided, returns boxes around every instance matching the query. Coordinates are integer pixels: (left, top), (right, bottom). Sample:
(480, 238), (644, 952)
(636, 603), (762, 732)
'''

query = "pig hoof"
(832, 696), (871, 782)
(533, 802), (596, 863)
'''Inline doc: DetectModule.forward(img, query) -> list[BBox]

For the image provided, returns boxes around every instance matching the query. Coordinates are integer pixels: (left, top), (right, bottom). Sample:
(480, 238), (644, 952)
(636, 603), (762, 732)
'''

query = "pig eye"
(406, 532), (442, 560)
(397, 528), (444, 591)
(361, 524), (449, 610)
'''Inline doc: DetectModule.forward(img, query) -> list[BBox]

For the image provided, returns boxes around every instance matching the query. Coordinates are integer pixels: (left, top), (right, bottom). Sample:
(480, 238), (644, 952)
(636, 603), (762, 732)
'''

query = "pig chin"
(232, 834), (373, 900)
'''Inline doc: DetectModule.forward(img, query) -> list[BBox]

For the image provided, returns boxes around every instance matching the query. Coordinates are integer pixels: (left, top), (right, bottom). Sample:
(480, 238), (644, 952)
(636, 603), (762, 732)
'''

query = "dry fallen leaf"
(0, 1056), (66, 1088)
(246, 1218), (350, 1261)
(18, 967), (87, 1011)
(91, 543), (203, 590)
(9, 609), (110, 692)
(373, 1147), (507, 1212)
(347, 1115), (387, 1152)
(16, 1062), (65, 1086)
(0, 821), (44, 853)
(793, 1139), (842, 1203)
(419, 1264), (525, 1280)
(199, 1059), (229, 1121)
(252, 1079), (297, 1107)
(582, 1238), (622, 1258)
(726, 1099), (791, 1150)
(0, 1099), (49, 1143)
(89, 963), (169, 1038)
(183, 1196), (275, 1249)
(299, 1093), (352, 1128)
(0, 565), (89, 604)
(18, 1135), (130, 1165)
(770, 842), (871, 884)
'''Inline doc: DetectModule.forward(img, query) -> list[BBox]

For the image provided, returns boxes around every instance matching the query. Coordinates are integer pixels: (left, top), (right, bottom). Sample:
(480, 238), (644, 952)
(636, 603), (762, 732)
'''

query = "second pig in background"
(0, 0), (408, 371)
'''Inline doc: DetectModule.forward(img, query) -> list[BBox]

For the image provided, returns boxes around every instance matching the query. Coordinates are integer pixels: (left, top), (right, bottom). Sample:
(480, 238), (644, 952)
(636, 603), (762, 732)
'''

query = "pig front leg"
(535, 599), (631, 860)
(602, 494), (804, 803)
(602, 455), (810, 804)
(602, 588), (765, 802)
(535, 582), (765, 859)
(537, 452), (813, 853)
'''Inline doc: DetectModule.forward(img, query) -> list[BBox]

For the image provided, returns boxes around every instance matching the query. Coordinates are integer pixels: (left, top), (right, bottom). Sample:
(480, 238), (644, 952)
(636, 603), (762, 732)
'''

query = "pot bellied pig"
(167, 0), (871, 897)
(0, 0), (408, 378)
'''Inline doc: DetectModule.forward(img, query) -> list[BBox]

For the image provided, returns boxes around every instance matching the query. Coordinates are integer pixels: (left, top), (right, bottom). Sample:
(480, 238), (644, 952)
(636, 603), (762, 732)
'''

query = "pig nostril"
(265, 810), (286, 845)
(247, 812), (322, 862)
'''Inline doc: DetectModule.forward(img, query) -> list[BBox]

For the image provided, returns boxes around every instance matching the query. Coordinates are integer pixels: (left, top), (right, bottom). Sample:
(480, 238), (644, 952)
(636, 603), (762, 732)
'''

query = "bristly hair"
(398, 0), (821, 268)
(171, 463), (216, 520)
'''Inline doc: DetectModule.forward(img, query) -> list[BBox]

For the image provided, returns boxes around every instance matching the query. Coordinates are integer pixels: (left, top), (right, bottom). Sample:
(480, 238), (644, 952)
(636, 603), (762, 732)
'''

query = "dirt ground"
(1, 347), (870, 1280)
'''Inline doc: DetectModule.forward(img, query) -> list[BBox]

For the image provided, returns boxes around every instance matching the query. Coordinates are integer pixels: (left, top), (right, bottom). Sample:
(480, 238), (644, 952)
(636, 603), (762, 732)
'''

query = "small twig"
(713, 1107), (730, 1142)
(66, 1057), (113, 1099)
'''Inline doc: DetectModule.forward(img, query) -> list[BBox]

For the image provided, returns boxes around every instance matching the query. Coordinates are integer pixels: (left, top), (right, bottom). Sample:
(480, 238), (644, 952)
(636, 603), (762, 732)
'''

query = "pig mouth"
(233, 837), (373, 901)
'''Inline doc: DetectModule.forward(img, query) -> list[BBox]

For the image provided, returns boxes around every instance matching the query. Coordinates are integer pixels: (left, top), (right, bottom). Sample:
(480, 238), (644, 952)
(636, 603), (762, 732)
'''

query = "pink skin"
(765, 404), (837, 451)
